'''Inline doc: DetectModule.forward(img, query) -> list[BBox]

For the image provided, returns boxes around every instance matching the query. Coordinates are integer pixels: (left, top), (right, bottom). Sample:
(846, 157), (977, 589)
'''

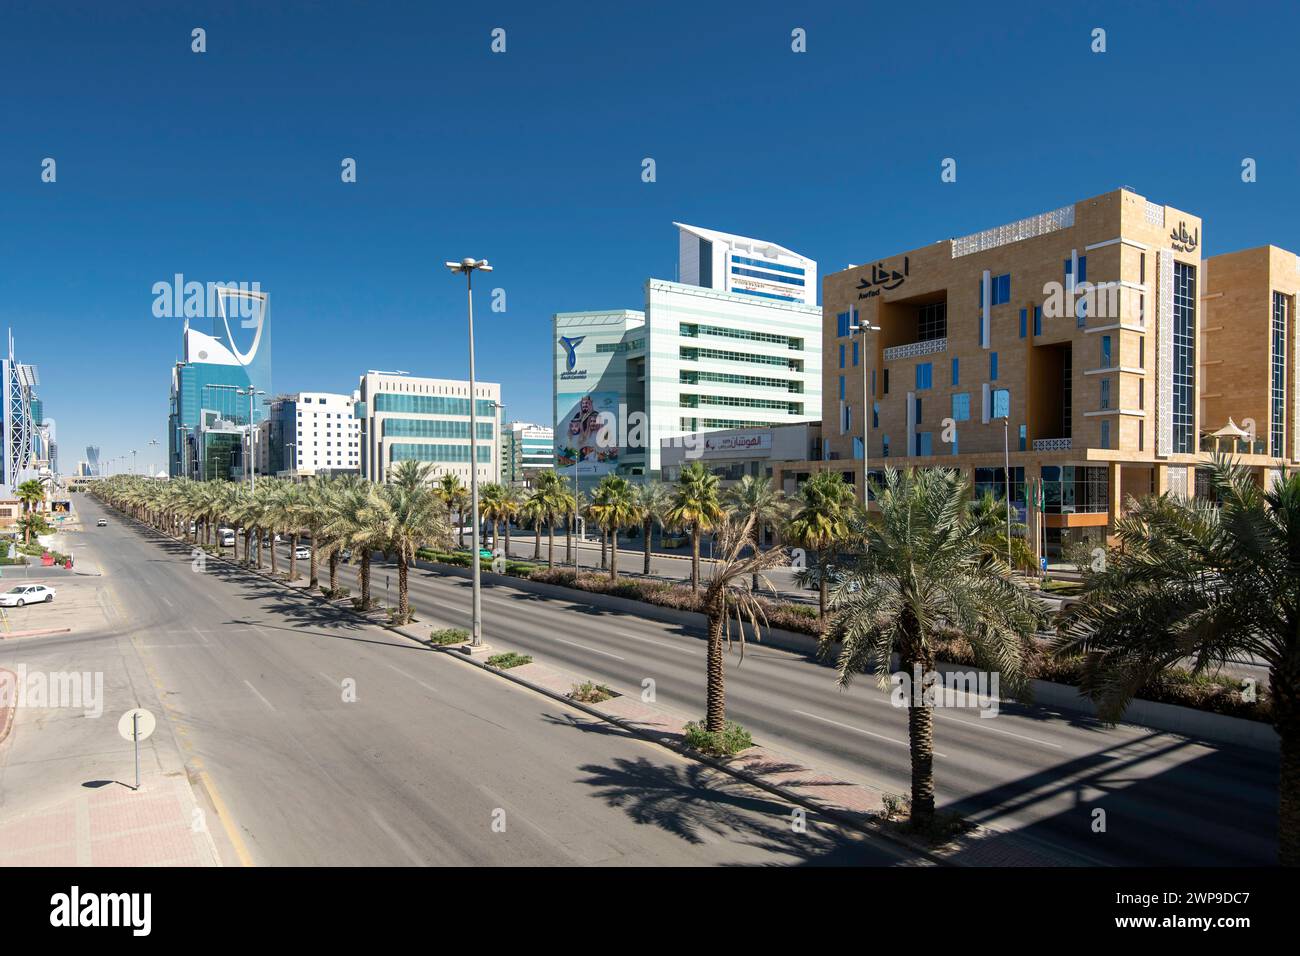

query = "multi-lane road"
(308, 536), (1279, 866)
(5, 496), (910, 866)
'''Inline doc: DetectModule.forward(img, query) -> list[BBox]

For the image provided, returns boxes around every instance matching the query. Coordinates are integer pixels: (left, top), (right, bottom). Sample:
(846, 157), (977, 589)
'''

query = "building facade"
(1201, 246), (1300, 481)
(168, 307), (271, 480)
(356, 372), (501, 485)
(501, 422), (554, 486)
(773, 187), (1277, 557)
(554, 224), (822, 479)
(660, 421), (821, 487)
(2, 330), (42, 492)
(260, 391), (361, 477)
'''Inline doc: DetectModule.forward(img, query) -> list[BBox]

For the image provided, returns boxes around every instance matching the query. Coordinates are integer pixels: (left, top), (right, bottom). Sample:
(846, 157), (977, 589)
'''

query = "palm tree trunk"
(705, 611), (726, 733)
(643, 519), (652, 575)
(398, 553), (410, 623)
(289, 534), (299, 581)
(328, 550), (339, 593)
(243, 530), (252, 565)
(504, 519), (512, 560)
(532, 521), (542, 560)
(691, 525), (701, 592)
(819, 549), (828, 617)
(565, 513), (573, 563)
(254, 529), (264, 569)
(309, 542), (319, 589)
(270, 533), (278, 575)
(360, 550), (371, 607)
(610, 528), (619, 581)
(601, 529), (608, 569)
(906, 687), (937, 830)
(547, 523), (555, 568)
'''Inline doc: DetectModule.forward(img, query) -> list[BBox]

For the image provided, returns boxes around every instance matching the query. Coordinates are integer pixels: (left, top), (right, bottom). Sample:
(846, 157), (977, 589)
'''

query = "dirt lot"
(0, 570), (119, 638)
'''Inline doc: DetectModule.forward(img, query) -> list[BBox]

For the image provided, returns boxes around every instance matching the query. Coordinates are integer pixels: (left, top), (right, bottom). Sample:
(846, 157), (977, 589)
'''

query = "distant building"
(259, 391), (362, 477)
(554, 223), (822, 479)
(2, 330), (42, 492)
(501, 422), (554, 486)
(356, 371), (501, 485)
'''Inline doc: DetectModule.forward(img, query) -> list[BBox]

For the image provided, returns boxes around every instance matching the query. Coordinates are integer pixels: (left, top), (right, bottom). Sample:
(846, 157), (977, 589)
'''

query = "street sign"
(118, 708), (155, 742)
(118, 707), (156, 791)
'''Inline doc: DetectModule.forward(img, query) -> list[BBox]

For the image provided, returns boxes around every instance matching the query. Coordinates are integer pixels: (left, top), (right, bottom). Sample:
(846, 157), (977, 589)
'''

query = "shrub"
(320, 585), (351, 600)
(682, 720), (753, 756)
(429, 627), (469, 645)
(569, 681), (615, 703)
(486, 651), (532, 670)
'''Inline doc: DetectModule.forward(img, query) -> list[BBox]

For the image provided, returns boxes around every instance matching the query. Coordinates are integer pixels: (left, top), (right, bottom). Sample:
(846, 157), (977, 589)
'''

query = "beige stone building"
(774, 188), (1299, 558)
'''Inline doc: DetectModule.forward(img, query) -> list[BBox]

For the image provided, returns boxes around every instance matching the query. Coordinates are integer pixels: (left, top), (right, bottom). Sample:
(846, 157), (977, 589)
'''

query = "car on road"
(338, 548), (353, 561)
(96, 518), (108, 527)
(294, 545), (311, 559)
(0, 584), (55, 607)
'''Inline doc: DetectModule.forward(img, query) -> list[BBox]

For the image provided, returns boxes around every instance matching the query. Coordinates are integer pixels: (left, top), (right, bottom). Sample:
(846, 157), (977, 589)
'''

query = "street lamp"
(445, 257), (493, 648)
(285, 442), (296, 477)
(147, 439), (159, 478)
(131, 449), (137, 475)
(848, 318), (881, 513)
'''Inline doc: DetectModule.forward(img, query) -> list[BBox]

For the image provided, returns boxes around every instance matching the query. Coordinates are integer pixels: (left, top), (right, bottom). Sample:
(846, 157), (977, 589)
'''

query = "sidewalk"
(0, 771), (220, 866)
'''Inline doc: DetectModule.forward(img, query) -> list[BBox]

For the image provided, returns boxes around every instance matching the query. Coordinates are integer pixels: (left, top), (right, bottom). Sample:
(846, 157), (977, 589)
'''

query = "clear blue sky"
(3, 0), (1298, 471)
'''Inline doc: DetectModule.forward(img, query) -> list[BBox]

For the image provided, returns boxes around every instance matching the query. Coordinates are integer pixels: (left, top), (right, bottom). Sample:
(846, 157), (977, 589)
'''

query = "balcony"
(1033, 437), (1072, 452)
(883, 337), (947, 362)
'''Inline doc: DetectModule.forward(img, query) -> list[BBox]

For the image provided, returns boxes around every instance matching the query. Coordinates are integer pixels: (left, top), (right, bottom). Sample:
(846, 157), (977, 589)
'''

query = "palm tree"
(17, 512), (49, 545)
(665, 462), (727, 592)
(968, 490), (1035, 573)
(587, 475), (640, 581)
(723, 475), (788, 590)
(699, 518), (789, 733)
(823, 467), (1047, 831)
(520, 488), (547, 562)
(17, 479), (45, 524)
(633, 480), (672, 576)
(479, 483), (507, 555)
(531, 471), (569, 569)
(434, 473), (468, 546)
(784, 470), (857, 618)
(500, 487), (523, 561)
(324, 475), (386, 609)
(1056, 457), (1300, 865)
(380, 461), (450, 623)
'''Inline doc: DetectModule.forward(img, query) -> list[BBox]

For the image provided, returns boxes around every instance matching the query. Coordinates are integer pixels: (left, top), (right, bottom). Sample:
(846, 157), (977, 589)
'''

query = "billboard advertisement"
(556, 390), (619, 473)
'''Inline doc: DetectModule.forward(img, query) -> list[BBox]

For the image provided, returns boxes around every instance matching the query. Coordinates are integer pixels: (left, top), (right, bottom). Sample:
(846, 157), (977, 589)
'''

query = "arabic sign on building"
(702, 432), (773, 454)
(856, 256), (910, 299)
(1170, 221), (1199, 253)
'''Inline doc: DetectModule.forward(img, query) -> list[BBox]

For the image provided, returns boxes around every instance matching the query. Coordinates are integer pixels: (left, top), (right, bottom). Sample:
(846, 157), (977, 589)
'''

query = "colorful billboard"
(556, 390), (619, 473)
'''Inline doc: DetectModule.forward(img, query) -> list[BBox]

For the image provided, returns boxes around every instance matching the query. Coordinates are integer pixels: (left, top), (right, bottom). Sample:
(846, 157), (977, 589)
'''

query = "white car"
(0, 584), (55, 607)
(96, 518), (108, 527)
(294, 545), (311, 559)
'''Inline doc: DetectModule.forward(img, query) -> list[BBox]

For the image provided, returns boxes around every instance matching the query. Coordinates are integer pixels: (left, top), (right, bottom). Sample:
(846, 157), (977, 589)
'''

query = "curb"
(1, 627), (73, 640)
(0, 667), (15, 746)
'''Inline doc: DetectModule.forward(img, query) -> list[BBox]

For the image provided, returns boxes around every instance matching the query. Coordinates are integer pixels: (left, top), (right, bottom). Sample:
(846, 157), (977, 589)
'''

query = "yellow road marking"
(197, 768), (255, 867)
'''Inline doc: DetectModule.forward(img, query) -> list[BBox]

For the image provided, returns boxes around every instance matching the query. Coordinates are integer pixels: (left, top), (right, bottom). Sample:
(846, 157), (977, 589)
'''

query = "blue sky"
(3, 0), (1299, 472)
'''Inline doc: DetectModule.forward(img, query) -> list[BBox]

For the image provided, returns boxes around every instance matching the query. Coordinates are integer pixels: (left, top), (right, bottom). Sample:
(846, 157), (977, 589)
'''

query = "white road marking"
(377, 659), (438, 694)
(932, 711), (1063, 749)
(243, 679), (276, 712)
(552, 636), (626, 660)
(793, 708), (948, 758)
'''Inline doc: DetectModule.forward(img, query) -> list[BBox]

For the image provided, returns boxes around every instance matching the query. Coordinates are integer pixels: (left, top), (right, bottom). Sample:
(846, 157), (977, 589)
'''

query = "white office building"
(554, 224), (821, 478)
(501, 422), (554, 486)
(261, 391), (361, 477)
(357, 371), (501, 485)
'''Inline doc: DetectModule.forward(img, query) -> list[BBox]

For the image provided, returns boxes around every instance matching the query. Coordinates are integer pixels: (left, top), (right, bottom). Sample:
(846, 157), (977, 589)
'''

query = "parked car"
(0, 584), (55, 607)
(338, 548), (353, 561)
(96, 518), (108, 527)
(800, 564), (860, 594)
(294, 545), (311, 559)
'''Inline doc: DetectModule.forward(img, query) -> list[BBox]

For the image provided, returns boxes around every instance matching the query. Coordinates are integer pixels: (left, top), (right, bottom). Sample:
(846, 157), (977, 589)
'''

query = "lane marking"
(932, 710), (1063, 749)
(376, 659), (438, 694)
(243, 679), (276, 712)
(551, 636), (625, 660)
(792, 708), (948, 758)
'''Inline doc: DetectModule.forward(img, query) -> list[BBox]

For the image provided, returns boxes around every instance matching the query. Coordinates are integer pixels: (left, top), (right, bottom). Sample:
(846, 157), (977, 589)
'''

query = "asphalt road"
(46, 497), (910, 866)
(310, 540), (1280, 866)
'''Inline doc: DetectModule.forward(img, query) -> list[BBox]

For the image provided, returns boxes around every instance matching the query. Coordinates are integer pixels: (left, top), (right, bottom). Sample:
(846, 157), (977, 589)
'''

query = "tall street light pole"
(147, 439), (159, 477)
(446, 257), (492, 648)
(849, 317), (881, 517)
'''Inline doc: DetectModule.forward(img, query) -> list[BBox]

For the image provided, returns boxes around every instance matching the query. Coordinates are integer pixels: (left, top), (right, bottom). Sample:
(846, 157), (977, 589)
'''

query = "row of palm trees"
(92, 461), (451, 623)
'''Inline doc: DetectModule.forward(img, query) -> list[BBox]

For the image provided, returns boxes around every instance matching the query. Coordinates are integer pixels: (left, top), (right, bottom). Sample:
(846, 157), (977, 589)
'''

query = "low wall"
(413, 558), (1278, 753)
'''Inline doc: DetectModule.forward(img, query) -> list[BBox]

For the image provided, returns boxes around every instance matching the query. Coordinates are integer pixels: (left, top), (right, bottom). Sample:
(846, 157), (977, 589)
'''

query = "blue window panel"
(1019, 309), (1027, 338)
(839, 344), (845, 369)
(917, 432), (933, 456)
(872, 401), (879, 428)
(852, 340), (859, 366)
(992, 388), (1010, 419)
(1100, 419), (1110, 449)
(915, 362), (933, 390)
(838, 375), (845, 400)
(732, 255), (805, 277)
(990, 351), (999, 381)
(882, 434), (890, 458)
(991, 273), (1011, 305)
(951, 433), (959, 455)
(951, 357), (959, 386)
(951, 392), (971, 421)
(915, 396), (923, 422)
(1018, 424), (1027, 452)
(871, 368), (876, 396)
(1077, 296), (1088, 328)
(1065, 255), (1089, 285)
(730, 266), (805, 287)
(1033, 306), (1042, 336)
(1101, 335), (1112, 368)
(734, 288), (799, 303)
